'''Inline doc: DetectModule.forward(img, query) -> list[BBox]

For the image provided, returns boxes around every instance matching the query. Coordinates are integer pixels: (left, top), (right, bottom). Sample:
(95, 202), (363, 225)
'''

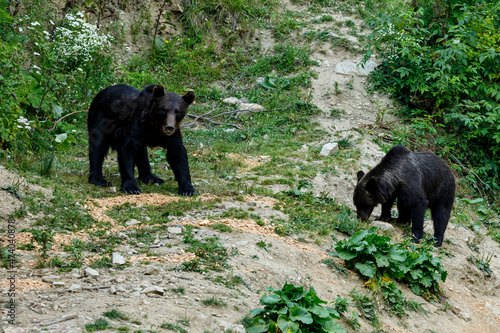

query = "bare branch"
(49, 110), (87, 132)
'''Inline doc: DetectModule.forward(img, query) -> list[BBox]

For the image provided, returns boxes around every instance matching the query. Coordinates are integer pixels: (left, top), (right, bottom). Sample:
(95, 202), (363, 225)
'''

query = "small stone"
(52, 281), (65, 287)
(167, 226), (184, 234)
(144, 267), (160, 276)
(68, 284), (82, 292)
(137, 242), (146, 248)
(142, 286), (165, 296)
(320, 142), (339, 156)
(222, 97), (239, 105)
(239, 103), (265, 112)
(42, 275), (61, 283)
(299, 144), (308, 153)
(248, 201), (257, 206)
(126, 219), (141, 226)
(108, 187), (117, 193)
(370, 221), (395, 231)
(85, 267), (99, 278)
(112, 252), (126, 265)
(110, 285), (117, 294)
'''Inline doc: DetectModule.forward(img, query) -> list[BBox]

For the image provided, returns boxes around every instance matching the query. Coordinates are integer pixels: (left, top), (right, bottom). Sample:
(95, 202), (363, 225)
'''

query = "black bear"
(87, 84), (196, 195)
(353, 145), (455, 247)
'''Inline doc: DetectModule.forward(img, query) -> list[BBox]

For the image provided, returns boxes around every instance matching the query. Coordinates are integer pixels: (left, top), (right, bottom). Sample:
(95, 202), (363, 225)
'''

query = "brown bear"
(353, 145), (455, 247)
(87, 84), (196, 195)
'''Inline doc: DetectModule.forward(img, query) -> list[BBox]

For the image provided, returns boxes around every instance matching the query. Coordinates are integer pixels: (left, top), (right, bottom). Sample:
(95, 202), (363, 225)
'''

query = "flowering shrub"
(52, 12), (112, 71)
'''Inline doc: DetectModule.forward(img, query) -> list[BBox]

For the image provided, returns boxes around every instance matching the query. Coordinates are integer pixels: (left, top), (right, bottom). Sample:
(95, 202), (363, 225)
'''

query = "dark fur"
(353, 145), (455, 247)
(87, 84), (196, 195)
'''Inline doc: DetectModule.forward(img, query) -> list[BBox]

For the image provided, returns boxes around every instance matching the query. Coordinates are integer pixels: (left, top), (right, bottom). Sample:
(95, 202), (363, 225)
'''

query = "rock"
(85, 267), (99, 278)
(370, 221), (395, 231)
(144, 267), (160, 276)
(222, 97), (239, 105)
(69, 268), (81, 279)
(167, 226), (184, 234)
(239, 103), (265, 112)
(299, 144), (308, 153)
(137, 242), (146, 248)
(52, 281), (65, 287)
(320, 142), (339, 156)
(68, 284), (82, 292)
(112, 252), (126, 265)
(142, 286), (166, 296)
(108, 186), (117, 193)
(170, 0), (183, 13)
(459, 311), (471, 322)
(126, 219), (141, 226)
(335, 60), (378, 76)
(42, 275), (61, 283)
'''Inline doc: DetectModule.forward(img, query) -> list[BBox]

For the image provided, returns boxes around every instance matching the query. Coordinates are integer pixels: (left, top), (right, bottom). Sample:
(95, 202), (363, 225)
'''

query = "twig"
(49, 110), (87, 132)
(184, 107), (286, 128)
(83, 285), (111, 291)
(42, 314), (78, 327)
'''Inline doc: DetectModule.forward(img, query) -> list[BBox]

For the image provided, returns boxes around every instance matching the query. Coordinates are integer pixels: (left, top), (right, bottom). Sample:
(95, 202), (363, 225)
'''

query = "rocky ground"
(1, 1), (500, 333)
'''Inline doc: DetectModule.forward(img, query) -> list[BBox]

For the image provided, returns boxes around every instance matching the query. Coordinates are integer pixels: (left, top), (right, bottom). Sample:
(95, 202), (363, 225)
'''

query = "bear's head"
(151, 85), (195, 136)
(353, 170), (394, 221)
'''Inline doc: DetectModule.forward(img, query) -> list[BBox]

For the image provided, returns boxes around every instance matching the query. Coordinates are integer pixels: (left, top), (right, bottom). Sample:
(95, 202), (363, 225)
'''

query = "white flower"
(50, 20), (55, 25)
(31, 21), (40, 26)
(34, 52), (40, 56)
(18, 27), (23, 32)
(33, 65), (41, 70)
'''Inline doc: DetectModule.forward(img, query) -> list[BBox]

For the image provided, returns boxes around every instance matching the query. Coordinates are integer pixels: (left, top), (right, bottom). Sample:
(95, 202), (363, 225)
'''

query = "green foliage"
(366, 0), (500, 190)
(103, 309), (129, 321)
(30, 228), (55, 259)
(85, 318), (110, 332)
(245, 282), (346, 333)
(334, 228), (447, 296)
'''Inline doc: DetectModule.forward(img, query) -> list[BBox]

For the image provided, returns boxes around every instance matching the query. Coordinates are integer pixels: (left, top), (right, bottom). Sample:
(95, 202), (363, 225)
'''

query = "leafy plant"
(245, 282), (346, 333)
(334, 228), (447, 296)
(30, 228), (55, 259)
(365, 0), (500, 191)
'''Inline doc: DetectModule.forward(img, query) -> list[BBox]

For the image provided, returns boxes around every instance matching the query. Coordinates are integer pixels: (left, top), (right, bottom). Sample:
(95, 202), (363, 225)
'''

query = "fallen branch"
(42, 314), (78, 327)
(184, 107), (286, 128)
(49, 110), (87, 132)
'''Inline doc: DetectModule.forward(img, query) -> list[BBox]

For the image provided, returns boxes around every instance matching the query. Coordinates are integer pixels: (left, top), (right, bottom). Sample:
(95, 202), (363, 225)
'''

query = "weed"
(30, 228), (55, 259)
(334, 81), (342, 95)
(332, 296), (350, 314)
(171, 287), (185, 294)
(321, 258), (349, 276)
(329, 108), (345, 119)
(209, 223), (233, 233)
(201, 296), (227, 308)
(85, 318), (110, 332)
(350, 288), (379, 327)
(103, 309), (129, 321)
(468, 253), (493, 276)
(256, 240), (272, 251)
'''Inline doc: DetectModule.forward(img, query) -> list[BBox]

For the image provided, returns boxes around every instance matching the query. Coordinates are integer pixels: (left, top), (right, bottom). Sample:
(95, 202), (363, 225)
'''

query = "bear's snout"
(162, 125), (176, 136)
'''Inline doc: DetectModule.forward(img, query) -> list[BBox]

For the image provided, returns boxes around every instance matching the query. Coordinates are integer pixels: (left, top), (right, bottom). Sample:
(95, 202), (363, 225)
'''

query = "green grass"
(201, 296), (228, 308)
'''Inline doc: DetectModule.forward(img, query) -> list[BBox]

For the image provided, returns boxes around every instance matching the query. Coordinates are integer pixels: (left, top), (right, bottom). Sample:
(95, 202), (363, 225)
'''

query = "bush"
(334, 228), (447, 296)
(365, 0), (500, 191)
(245, 282), (346, 333)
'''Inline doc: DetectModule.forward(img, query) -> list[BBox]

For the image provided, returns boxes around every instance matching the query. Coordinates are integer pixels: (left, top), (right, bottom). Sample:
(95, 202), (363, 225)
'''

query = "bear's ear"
(153, 85), (165, 99)
(365, 178), (377, 194)
(356, 171), (365, 182)
(182, 91), (195, 105)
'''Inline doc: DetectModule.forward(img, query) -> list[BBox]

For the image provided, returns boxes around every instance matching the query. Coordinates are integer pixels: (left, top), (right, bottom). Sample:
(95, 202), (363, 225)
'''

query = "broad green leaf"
(307, 304), (329, 318)
(244, 318), (269, 333)
(277, 315), (300, 333)
(261, 294), (281, 305)
(249, 308), (264, 316)
(336, 250), (357, 261)
(52, 104), (64, 118)
(289, 306), (313, 324)
(355, 262), (376, 278)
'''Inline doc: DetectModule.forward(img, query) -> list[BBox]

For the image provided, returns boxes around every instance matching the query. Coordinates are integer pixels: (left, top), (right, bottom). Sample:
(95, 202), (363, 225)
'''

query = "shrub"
(245, 282), (346, 333)
(365, 0), (500, 191)
(334, 228), (447, 296)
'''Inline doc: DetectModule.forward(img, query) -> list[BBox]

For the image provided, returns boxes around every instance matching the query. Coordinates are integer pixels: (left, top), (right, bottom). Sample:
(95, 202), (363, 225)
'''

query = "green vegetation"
(334, 228), (447, 296)
(365, 0), (500, 193)
(244, 282), (346, 333)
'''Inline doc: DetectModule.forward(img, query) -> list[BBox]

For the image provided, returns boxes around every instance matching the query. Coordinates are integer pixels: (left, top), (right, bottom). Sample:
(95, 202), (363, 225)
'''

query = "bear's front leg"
(135, 146), (164, 185)
(117, 145), (141, 194)
(378, 195), (397, 222)
(165, 135), (196, 196)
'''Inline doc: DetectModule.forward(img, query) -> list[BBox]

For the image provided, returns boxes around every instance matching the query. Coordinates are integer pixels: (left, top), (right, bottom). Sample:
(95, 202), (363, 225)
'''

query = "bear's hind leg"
(88, 133), (111, 187)
(117, 145), (141, 194)
(431, 204), (451, 247)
